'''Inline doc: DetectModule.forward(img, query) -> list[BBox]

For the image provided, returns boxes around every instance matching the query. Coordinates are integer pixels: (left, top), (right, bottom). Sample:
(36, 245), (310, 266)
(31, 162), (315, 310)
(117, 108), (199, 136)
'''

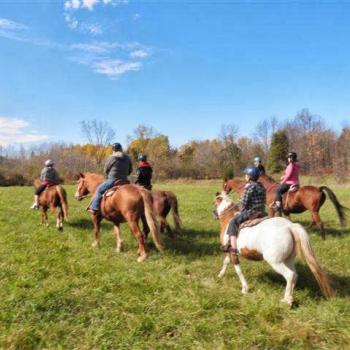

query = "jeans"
(90, 179), (116, 211)
(275, 183), (291, 202)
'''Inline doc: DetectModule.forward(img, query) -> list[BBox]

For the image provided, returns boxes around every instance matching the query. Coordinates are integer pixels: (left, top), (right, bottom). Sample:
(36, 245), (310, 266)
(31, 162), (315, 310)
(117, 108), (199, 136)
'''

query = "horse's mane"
(259, 173), (278, 184)
(84, 172), (104, 181)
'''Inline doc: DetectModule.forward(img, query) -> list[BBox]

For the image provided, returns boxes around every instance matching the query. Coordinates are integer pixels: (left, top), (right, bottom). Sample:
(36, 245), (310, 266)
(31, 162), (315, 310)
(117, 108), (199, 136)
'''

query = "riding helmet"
(45, 159), (55, 167)
(244, 166), (260, 181)
(254, 156), (261, 163)
(112, 142), (123, 152)
(138, 154), (147, 161)
(287, 151), (297, 161)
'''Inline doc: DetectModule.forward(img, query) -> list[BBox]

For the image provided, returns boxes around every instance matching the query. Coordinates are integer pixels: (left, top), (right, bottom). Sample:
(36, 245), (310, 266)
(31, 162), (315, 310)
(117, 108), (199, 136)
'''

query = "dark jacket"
(257, 164), (265, 176)
(40, 167), (60, 184)
(135, 161), (153, 189)
(104, 152), (132, 180)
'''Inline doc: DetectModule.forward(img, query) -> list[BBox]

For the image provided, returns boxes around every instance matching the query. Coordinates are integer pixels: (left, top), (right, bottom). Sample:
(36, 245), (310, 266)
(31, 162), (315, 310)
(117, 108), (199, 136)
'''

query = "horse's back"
(238, 217), (295, 262)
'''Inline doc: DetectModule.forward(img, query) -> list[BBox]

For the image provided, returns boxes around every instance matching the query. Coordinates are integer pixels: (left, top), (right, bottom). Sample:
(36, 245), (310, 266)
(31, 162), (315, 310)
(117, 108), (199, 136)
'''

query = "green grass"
(0, 182), (350, 349)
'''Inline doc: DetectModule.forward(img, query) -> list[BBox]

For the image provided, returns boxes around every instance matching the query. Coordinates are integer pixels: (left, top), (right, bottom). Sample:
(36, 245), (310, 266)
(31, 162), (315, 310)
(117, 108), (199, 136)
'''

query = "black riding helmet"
(243, 166), (260, 181)
(112, 143), (122, 152)
(138, 154), (147, 161)
(287, 151), (297, 161)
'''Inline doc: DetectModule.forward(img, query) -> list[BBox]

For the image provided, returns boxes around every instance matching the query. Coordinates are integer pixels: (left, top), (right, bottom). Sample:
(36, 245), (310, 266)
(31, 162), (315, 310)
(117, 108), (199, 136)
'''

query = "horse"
(223, 174), (347, 239)
(152, 189), (182, 236)
(74, 173), (163, 262)
(213, 192), (334, 306)
(33, 179), (68, 230)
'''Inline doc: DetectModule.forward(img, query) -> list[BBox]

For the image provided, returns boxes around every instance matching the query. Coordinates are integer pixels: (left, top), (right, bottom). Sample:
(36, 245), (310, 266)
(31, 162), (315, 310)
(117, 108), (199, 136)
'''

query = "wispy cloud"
(0, 117), (49, 146)
(93, 59), (141, 78)
(70, 41), (150, 79)
(0, 17), (28, 41)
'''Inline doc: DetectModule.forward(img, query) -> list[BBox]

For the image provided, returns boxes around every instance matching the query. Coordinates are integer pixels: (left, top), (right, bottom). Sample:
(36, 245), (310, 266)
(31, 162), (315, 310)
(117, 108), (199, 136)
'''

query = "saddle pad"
(239, 216), (269, 230)
(103, 181), (130, 198)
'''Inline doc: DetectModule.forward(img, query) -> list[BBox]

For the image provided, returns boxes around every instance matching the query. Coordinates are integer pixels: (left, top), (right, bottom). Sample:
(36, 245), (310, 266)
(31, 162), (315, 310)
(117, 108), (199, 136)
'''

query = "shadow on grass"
(67, 217), (113, 231)
(159, 228), (220, 257)
(258, 262), (350, 299)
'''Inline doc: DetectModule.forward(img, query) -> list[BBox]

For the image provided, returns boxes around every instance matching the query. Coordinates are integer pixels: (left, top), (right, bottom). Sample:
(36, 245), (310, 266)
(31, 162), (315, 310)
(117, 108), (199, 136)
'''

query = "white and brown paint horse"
(214, 192), (334, 305)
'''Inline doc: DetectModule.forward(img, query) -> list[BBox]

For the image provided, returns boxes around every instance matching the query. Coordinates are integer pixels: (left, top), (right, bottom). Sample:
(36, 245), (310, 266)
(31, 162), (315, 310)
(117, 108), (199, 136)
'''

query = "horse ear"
(223, 178), (227, 182)
(215, 192), (220, 196)
(79, 172), (85, 178)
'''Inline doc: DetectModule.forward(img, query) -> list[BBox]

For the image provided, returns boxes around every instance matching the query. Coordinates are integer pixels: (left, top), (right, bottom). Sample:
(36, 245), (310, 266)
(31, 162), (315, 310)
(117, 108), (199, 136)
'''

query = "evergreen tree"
(267, 130), (289, 173)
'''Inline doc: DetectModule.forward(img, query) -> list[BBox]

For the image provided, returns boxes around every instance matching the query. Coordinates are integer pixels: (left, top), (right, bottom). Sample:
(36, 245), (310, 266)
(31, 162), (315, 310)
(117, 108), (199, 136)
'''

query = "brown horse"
(152, 190), (182, 236)
(74, 173), (163, 262)
(34, 179), (68, 230)
(223, 175), (347, 239)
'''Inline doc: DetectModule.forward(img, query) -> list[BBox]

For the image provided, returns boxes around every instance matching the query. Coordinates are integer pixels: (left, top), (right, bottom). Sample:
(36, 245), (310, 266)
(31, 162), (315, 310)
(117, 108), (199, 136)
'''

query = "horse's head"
(213, 191), (238, 218)
(222, 179), (232, 194)
(74, 173), (91, 201)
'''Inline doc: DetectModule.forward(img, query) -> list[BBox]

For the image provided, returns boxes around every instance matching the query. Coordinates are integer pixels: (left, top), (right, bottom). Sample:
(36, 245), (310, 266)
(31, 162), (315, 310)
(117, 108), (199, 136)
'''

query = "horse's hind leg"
(311, 211), (325, 240)
(113, 224), (123, 253)
(230, 255), (249, 294)
(56, 209), (63, 231)
(269, 261), (297, 306)
(141, 215), (150, 239)
(129, 221), (147, 262)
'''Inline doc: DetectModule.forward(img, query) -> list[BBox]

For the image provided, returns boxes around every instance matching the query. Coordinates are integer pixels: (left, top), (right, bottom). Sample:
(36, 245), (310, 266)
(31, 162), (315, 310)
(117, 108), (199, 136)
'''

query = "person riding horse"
(222, 166), (266, 255)
(272, 151), (300, 212)
(88, 143), (132, 215)
(253, 156), (265, 176)
(30, 159), (61, 209)
(135, 154), (153, 190)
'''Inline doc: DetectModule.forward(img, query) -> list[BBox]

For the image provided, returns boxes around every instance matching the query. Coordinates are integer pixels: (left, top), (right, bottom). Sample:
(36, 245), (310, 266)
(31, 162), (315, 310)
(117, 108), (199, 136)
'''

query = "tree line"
(0, 109), (349, 186)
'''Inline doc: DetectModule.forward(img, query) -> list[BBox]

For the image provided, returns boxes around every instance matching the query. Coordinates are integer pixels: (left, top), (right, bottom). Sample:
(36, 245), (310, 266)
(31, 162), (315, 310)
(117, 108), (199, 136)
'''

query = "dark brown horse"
(34, 179), (68, 230)
(74, 173), (163, 262)
(152, 190), (182, 236)
(223, 174), (347, 239)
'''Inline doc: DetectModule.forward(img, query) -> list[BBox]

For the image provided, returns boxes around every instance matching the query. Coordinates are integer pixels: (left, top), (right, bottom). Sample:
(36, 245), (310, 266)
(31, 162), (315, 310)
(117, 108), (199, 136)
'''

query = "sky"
(1, 0), (350, 148)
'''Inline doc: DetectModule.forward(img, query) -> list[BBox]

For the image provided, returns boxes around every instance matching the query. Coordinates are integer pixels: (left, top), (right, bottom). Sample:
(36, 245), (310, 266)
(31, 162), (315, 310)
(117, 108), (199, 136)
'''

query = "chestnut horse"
(152, 190), (182, 236)
(74, 173), (163, 262)
(34, 179), (68, 230)
(223, 175), (347, 239)
(214, 192), (334, 306)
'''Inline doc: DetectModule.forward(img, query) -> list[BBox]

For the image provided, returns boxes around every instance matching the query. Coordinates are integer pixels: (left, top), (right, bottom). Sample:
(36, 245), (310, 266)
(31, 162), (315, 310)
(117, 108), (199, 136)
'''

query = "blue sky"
(1, 0), (350, 148)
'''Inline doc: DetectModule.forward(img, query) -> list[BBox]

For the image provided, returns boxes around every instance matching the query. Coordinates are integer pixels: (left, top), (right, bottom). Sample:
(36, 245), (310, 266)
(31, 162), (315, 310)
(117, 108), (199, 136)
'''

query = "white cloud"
(130, 49), (149, 58)
(93, 59), (141, 78)
(133, 13), (141, 21)
(0, 117), (48, 146)
(84, 23), (103, 35)
(0, 18), (27, 31)
(71, 41), (119, 53)
(82, 0), (99, 10)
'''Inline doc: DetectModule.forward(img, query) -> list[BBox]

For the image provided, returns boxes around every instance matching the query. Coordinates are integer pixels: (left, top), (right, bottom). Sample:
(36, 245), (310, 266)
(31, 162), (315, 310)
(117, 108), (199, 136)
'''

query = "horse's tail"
(319, 186), (347, 227)
(166, 191), (182, 233)
(139, 188), (163, 252)
(290, 223), (334, 299)
(56, 185), (69, 222)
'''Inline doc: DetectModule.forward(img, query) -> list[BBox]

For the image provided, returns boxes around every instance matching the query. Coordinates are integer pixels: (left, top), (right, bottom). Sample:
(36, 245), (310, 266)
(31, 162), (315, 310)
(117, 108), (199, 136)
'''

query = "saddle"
(238, 216), (269, 232)
(104, 179), (130, 197)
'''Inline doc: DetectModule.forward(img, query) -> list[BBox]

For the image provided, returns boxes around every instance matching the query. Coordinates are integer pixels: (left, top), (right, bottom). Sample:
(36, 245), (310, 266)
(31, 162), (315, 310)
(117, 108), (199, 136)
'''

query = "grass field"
(0, 181), (350, 349)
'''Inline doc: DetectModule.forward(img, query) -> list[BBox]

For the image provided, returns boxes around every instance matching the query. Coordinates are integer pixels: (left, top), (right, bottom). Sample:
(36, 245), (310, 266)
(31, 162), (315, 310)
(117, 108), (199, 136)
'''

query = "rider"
(222, 166), (266, 255)
(30, 159), (61, 209)
(253, 156), (265, 176)
(272, 151), (300, 212)
(88, 142), (132, 215)
(135, 154), (153, 190)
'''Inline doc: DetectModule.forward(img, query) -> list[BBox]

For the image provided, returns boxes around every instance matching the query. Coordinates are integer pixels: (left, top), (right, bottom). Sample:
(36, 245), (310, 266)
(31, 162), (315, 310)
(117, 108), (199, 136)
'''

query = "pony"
(223, 174), (347, 239)
(213, 191), (334, 306)
(74, 173), (163, 262)
(152, 190), (182, 236)
(33, 179), (68, 230)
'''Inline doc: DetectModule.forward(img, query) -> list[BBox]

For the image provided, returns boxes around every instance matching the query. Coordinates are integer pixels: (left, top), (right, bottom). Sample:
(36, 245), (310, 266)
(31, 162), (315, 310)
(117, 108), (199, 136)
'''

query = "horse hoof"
(218, 272), (225, 278)
(281, 298), (293, 307)
(57, 227), (63, 231)
(91, 241), (99, 248)
(137, 255), (147, 262)
(116, 246), (123, 253)
(241, 287), (249, 294)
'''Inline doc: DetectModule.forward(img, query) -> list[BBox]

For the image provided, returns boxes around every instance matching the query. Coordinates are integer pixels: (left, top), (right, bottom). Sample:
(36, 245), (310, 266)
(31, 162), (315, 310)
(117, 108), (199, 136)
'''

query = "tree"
(80, 120), (115, 167)
(267, 130), (289, 173)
